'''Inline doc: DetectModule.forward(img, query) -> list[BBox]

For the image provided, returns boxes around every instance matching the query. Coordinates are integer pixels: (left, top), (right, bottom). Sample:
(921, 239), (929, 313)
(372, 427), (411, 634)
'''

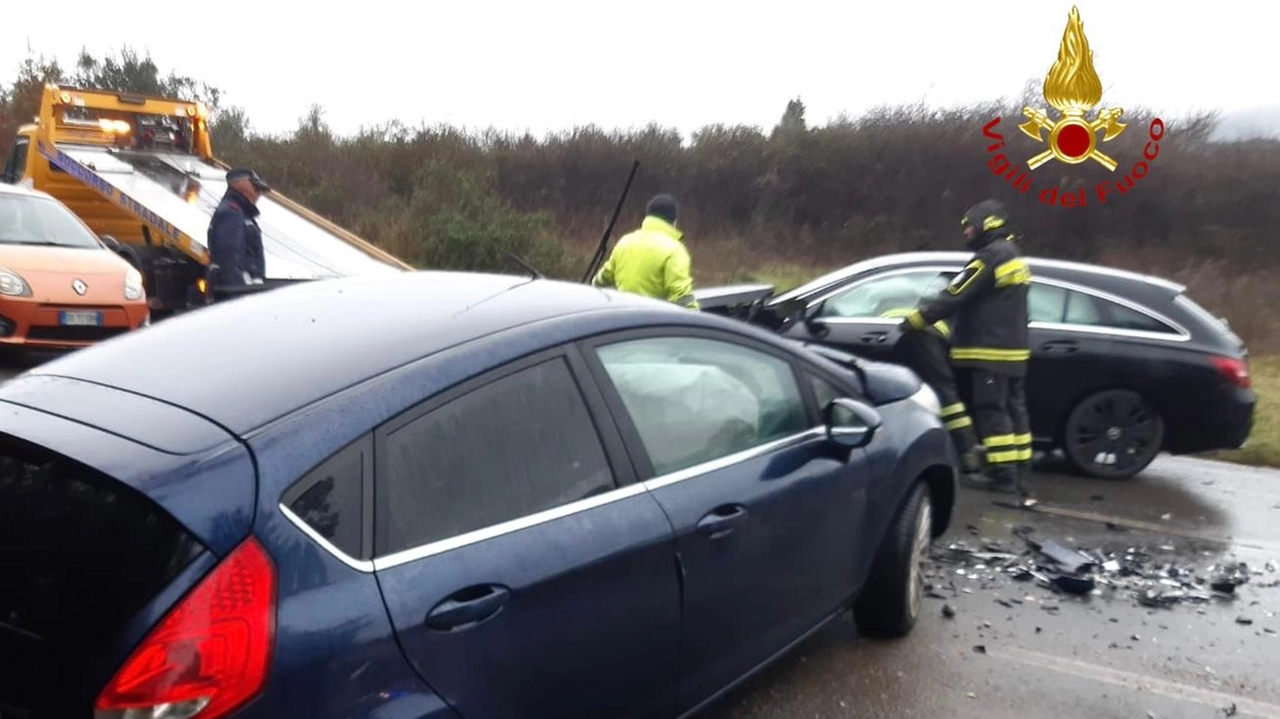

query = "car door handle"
(1039, 339), (1079, 354)
(424, 584), (511, 632)
(860, 331), (889, 344)
(696, 504), (749, 539)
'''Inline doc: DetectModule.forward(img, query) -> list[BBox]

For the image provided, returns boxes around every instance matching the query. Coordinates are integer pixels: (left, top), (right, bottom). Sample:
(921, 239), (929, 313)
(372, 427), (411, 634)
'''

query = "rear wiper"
(504, 251), (544, 280)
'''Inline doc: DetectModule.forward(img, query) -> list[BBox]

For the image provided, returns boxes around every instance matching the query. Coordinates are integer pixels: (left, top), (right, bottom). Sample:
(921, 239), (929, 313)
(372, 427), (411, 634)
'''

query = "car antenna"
(580, 159), (640, 284)
(504, 251), (544, 280)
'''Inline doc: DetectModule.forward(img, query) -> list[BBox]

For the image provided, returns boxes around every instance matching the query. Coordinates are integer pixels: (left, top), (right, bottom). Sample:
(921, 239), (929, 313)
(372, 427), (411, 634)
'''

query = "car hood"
(0, 244), (131, 303)
(794, 340), (923, 405)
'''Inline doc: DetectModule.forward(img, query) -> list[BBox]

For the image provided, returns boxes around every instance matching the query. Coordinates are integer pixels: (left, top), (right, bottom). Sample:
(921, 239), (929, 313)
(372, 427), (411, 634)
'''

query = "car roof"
(0, 182), (58, 201)
(770, 250), (1185, 304)
(24, 271), (671, 433)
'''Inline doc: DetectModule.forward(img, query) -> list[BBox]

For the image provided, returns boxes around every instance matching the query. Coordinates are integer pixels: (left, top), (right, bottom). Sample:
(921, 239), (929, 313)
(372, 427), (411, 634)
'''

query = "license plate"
(59, 311), (102, 326)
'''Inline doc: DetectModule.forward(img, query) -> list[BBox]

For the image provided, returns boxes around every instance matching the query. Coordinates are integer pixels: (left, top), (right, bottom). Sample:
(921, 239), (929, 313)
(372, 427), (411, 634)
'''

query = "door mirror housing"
(802, 300), (830, 338)
(823, 397), (882, 449)
(100, 235), (122, 251)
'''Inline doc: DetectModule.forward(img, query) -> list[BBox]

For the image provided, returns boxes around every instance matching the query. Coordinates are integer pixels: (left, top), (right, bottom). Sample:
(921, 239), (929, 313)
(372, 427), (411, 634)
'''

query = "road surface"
(701, 455), (1280, 719)
(2, 358), (1277, 718)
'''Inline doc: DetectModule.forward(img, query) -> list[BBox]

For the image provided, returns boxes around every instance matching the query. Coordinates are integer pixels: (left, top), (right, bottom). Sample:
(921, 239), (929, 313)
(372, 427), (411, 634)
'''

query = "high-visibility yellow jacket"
(592, 216), (699, 310)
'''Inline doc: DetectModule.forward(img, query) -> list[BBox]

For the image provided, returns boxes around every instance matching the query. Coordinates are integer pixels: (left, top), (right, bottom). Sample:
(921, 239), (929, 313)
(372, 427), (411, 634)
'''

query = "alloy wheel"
(907, 495), (934, 620)
(1066, 389), (1164, 479)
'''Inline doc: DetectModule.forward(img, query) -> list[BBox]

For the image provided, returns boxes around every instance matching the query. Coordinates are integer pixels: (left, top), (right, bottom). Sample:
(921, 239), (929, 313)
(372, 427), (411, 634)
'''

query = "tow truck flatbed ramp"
(50, 143), (403, 281)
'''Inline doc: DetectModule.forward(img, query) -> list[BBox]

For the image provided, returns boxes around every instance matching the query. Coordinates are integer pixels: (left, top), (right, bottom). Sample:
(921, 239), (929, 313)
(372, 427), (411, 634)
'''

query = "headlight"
(124, 268), (145, 301)
(907, 382), (942, 417)
(0, 268), (32, 297)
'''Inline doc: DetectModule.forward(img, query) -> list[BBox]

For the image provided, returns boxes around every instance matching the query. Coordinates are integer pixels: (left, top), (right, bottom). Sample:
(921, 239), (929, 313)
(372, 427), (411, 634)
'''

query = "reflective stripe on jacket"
(881, 307), (950, 340)
(592, 216), (699, 310)
(907, 234), (1031, 374)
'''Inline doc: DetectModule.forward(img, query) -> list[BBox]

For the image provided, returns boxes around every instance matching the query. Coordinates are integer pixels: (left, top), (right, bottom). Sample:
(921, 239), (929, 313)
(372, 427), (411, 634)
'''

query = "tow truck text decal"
(36, 140), (190, 250)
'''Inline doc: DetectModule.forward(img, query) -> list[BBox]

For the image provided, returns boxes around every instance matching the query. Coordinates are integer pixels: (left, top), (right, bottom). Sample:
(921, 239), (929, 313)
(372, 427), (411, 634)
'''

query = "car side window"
(375, 357), (616, 556)
(1028, 282), (1068, 323)
(809, 374), (842, 412)
(819, 271), (948, 319)
(3, 138), (27, 182)
(1063, 289), (1176, 333)
(596, 336), (810, 475)
(282, 435), (371, 559)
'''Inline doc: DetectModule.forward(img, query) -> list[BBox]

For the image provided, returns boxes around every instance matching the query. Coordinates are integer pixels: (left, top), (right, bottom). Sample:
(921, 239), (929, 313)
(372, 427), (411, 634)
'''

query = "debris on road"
(925, 528), (1271, 612)
(1210, 563), (1251, 594)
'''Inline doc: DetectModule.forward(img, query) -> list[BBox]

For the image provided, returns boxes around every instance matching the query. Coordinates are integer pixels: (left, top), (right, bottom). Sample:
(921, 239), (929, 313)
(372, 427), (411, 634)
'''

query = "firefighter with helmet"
(901, 199), (1033, 494)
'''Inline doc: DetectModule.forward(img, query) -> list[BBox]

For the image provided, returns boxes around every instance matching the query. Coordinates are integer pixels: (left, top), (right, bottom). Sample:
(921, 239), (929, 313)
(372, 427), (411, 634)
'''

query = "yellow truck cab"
(0, 84), (410, 315)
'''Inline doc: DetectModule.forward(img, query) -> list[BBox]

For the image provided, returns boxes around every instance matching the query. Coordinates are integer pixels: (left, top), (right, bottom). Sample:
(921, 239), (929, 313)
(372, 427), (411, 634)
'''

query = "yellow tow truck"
(0, 84), (411, 314)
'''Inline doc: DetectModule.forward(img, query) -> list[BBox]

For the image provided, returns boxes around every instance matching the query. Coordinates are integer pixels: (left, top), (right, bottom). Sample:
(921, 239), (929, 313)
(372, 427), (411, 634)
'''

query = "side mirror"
(100, 235), (121, 250)
(802, 300), (830, 338)
(823, 397), (882, 449)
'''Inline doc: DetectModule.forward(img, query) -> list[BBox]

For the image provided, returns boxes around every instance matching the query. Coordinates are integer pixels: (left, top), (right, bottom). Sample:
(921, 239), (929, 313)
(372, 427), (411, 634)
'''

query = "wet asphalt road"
(3, 359), (1279, 718)
(700, 457), (1280, 719)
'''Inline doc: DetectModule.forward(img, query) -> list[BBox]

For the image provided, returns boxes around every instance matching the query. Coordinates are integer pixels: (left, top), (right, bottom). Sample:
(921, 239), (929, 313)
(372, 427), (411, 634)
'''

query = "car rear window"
(0, 433), (204, 645)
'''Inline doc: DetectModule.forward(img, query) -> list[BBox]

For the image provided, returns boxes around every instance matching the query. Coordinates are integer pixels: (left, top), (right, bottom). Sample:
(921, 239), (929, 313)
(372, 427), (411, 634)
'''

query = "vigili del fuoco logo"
(981, 5), (1165, 208)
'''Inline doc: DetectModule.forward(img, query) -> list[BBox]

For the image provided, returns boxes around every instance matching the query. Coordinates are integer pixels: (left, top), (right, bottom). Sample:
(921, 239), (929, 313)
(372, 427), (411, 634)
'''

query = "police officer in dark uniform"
(901, 199), (1032, 494)
(207, 168), (270, 301)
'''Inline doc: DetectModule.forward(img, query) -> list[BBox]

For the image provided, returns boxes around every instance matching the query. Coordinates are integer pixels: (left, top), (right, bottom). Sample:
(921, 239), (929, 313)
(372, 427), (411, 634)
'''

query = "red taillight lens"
(95, 536), (276, 719)
(1212, 356), (1251, 389)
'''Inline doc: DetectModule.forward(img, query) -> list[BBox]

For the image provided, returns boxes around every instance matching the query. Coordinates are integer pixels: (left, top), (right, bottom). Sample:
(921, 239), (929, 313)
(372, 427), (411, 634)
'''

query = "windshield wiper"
(0, 240), (81, 248)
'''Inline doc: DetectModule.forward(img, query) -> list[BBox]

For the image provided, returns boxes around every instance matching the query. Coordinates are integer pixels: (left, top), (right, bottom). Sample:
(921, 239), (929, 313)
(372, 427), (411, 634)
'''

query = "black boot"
(1015, 461), (1035, 498)
(959, 448), (984, 476)
(962, 465), (1019, 493)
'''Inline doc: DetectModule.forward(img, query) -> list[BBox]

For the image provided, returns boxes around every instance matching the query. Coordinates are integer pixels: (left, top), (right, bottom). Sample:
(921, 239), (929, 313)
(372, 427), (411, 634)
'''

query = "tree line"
(3, 49), (1278, 349)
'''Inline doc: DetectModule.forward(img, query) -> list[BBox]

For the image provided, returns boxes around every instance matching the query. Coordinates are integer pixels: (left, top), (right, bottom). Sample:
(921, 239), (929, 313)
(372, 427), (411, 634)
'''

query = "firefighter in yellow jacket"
(592, 194), (699, 310)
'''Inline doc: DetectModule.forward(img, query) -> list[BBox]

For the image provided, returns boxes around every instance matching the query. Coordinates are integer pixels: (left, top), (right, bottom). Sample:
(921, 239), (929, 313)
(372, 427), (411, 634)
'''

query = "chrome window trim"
(279, 426), (828, 573)
(371, 482), (651, 571)
(807, 265), (958, 312)
(770, 251), (1186, 305)
(279, 504), (376, 573)
(807, 265), (1190, 342)
(1030, 276), (1191, 342)
(642, 427), (827, 491)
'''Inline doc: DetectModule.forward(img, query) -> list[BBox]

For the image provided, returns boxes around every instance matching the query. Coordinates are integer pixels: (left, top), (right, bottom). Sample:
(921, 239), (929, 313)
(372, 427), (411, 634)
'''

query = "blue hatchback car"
(0, 272), (955, 719)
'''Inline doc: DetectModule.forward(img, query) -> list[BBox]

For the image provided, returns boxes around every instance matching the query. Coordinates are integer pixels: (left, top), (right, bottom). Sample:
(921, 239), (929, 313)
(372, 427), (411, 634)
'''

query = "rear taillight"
(95, 536), (276, 719)
(1212, 356), (1251, 389)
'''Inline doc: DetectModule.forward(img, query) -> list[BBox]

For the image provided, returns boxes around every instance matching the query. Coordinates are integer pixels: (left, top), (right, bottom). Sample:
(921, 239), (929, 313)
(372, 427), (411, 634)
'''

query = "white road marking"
(989, 645), (1280, 718)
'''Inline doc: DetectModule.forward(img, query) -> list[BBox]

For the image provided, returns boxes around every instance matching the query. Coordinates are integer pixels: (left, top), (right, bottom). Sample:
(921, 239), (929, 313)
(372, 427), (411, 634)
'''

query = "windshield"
(0, 194), (103, 249)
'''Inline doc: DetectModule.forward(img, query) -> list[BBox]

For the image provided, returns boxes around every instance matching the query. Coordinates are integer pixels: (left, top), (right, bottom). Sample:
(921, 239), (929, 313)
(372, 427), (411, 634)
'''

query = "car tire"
(1061, 388), (1164, 480)
(853, 481), (933, 639)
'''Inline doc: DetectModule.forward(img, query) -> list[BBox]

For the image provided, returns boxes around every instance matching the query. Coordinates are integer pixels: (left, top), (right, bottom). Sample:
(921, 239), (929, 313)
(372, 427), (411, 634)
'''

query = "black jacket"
(907, 232), (1031, 375)
(207, 188), (266, 287)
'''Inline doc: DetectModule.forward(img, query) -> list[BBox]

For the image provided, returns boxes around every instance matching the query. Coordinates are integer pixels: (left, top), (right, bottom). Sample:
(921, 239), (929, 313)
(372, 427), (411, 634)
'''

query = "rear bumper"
(1166, 386), (1256, 454)
(0, 299), (149, 349)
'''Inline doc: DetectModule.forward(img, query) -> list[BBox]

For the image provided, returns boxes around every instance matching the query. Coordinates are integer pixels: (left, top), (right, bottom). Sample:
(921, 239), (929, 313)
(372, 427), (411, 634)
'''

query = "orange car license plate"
(59, 311), (102, 326)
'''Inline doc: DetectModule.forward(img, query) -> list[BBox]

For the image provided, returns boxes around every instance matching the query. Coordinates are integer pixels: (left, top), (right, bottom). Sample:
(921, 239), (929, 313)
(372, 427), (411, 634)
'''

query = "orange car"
(0, 183), (149, 350)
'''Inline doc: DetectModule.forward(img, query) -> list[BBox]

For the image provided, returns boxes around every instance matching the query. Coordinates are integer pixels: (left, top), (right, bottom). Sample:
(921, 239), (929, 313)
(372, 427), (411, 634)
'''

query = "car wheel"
(1062, 389), (1164, 480)
(853, 481), (933, 639)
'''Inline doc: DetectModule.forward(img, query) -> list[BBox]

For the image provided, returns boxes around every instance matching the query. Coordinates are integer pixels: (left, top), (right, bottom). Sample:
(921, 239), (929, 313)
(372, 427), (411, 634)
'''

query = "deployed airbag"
(604, 362), (761, 474)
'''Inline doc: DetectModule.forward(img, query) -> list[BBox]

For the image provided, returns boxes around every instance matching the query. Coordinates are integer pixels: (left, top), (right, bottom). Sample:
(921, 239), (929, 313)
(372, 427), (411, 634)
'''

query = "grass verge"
(1211, 355), (1280, 469)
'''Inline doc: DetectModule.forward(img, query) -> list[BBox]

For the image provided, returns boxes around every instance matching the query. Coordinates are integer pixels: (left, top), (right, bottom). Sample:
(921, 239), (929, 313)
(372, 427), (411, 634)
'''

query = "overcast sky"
(4, 0), (1274, 138)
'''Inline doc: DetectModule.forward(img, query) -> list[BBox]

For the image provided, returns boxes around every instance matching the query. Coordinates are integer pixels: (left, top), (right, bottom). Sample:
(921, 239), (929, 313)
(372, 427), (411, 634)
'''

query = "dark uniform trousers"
(893, 325), (980, 461)
(962, 368), (1032, 476)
